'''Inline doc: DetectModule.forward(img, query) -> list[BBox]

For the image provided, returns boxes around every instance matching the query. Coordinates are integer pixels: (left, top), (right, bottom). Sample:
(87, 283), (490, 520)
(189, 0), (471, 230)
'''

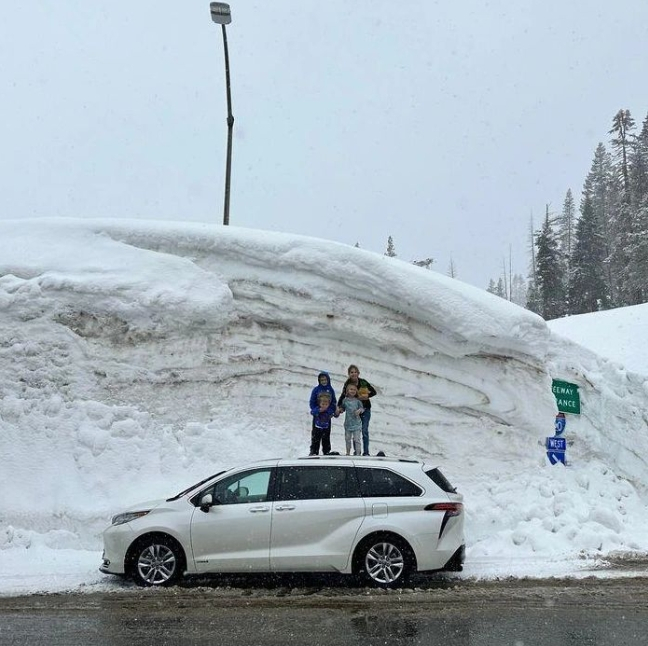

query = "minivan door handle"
(274, 504), (296, 511)
(248, 506), (270, 513)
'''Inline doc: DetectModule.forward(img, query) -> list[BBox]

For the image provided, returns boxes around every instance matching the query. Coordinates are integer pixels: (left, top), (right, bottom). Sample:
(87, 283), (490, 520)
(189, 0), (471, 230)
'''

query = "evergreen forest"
(488, 108), (648, 321)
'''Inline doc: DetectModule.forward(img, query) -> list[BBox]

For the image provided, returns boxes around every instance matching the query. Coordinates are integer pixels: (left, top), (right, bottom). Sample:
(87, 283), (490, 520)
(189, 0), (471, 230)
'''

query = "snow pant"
(361, 408), (371, 455)
(345, 428), (361, 455)
(310, 422), (331, 455)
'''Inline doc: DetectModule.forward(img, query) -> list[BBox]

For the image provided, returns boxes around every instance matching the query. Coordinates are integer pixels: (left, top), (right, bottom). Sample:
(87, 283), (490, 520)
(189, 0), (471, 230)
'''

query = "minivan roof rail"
(298, 455), (419, 463)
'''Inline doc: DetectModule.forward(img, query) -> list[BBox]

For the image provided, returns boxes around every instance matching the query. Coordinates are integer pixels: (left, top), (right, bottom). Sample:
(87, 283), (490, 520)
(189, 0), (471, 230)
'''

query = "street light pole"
(210, 2), (234, 226)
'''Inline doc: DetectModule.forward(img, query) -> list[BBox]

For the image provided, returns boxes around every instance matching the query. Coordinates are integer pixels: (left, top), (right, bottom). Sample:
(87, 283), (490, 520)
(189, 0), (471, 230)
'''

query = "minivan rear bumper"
(441, 544), (465, 572)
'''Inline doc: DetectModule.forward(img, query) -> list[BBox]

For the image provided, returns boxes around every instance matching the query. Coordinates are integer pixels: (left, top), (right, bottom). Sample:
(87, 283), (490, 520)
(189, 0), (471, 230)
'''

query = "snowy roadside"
(0, 547), (644, 598)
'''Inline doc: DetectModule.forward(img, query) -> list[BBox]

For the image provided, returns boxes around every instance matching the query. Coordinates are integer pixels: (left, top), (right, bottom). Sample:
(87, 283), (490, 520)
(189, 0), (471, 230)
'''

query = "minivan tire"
(128, 535), (184, 587)
(355, 534), (413, 588)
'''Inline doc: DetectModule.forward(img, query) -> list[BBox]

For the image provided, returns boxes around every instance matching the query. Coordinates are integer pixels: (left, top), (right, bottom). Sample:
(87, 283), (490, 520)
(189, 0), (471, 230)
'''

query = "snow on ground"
(2, 218), (648, 596)
(548, 305), (648, 376)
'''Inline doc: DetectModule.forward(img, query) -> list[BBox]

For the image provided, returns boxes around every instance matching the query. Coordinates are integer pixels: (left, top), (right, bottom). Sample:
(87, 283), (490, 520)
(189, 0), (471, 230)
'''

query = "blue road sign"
(546, 436), (566, 465)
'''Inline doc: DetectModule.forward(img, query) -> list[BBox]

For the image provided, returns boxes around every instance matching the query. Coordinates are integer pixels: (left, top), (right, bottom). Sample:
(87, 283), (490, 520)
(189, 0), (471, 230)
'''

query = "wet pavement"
(2, 576), (648, 645)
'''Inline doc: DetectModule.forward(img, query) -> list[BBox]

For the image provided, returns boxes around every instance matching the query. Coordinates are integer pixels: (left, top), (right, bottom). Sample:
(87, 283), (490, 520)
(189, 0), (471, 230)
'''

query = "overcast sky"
(2, 0), (648, 287)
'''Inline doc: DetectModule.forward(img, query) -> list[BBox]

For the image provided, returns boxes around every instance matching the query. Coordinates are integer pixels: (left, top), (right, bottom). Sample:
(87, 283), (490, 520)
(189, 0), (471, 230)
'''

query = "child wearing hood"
(309, 372), (337, 455)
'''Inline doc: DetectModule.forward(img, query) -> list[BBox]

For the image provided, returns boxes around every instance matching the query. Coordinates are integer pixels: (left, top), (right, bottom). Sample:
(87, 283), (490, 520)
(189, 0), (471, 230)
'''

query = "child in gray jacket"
(336, 383), (364, 456)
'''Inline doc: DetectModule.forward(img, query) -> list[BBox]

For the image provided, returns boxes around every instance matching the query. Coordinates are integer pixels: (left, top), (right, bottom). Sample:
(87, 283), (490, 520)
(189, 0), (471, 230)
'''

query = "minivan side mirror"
(199, 493), (214, 512)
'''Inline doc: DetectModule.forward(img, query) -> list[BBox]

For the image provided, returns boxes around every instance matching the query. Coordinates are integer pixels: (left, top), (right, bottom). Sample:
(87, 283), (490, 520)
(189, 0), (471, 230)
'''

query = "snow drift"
(2, 218), (648, 591)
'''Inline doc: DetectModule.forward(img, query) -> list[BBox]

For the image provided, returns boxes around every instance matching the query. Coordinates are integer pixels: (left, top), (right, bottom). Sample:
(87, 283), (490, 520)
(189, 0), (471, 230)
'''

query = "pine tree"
(535, 212), (566, 319)
(510, 274), (528, 307)
(486, 278), (506, 298)
(608, 194), (635, 306)
(487, 273), (524, 302)
(568, 195), (610, 313)
(526, 214), (542, 314)
(630, 112), (648, 207)
(557, 189), (576, 261)
(501, 257), (509, 300)
(526, 281), (541, 314)
(625, 113), (648, 302)
(626, 202), (648, 303)
(447, 258), (457, 278)
(582, 143), (617, 304)
(385, 236), (397, 257)
(505, 245), (514, 301)
(609, 108), (636, 202)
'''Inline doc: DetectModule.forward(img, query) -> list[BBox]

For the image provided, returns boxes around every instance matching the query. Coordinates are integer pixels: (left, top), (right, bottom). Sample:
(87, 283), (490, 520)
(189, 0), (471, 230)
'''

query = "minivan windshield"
(166, 471), (226, 501)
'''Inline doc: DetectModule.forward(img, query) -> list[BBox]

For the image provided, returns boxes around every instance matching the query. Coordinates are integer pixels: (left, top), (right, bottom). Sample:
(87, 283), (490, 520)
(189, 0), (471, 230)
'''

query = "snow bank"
(2, 218), (648, 594)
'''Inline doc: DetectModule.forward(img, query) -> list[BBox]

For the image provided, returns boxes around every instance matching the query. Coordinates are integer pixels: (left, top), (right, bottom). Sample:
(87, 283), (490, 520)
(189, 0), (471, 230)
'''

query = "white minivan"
(100, 455), (465, 588)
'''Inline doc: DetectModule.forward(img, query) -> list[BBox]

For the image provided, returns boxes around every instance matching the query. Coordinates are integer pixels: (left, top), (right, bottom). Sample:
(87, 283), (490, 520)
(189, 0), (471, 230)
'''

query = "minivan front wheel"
(128, 535), (184, 586)
(356, 534), (413, 588)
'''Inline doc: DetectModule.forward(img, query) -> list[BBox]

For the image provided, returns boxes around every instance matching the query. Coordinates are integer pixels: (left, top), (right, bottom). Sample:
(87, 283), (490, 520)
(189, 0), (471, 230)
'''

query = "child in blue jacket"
(309, 372), (337, 455)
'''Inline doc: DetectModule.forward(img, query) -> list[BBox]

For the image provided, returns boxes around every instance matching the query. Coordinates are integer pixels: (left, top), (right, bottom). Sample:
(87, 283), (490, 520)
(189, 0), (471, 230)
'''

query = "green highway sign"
(552, 379), (581, 414)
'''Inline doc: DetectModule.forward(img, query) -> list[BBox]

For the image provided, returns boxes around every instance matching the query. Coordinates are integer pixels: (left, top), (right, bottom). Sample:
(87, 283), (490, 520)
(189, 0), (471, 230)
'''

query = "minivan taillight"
(425, 502), (463, 516)
(425, 502), (463, 537)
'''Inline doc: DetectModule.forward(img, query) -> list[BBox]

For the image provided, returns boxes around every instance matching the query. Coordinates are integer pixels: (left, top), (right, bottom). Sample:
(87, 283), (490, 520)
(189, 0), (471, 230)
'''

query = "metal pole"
(221, 24), (234, 226)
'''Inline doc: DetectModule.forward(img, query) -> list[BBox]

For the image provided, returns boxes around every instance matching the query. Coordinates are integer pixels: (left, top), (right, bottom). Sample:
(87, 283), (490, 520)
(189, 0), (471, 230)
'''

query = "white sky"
(2, 1), (648, 288)
(2, 218), (648, 596)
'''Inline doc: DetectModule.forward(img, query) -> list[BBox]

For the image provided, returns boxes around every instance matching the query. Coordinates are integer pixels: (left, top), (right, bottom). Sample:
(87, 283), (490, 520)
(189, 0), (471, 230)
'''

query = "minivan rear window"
(356, 467), (421, 497)
(424, 468), (457, 493)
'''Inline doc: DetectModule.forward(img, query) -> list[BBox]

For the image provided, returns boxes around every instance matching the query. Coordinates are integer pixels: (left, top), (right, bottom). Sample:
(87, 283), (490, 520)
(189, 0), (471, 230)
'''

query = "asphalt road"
(1, 576), (648, 646)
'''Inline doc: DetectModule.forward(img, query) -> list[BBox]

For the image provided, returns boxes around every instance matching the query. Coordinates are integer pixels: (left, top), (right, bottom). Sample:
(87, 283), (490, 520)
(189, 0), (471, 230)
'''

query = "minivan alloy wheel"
(363, 539), (408, 585)
(133, 540), (180, 586)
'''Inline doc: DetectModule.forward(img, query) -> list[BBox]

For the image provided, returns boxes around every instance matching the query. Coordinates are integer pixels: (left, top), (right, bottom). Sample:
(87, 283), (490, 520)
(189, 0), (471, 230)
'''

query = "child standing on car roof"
(337, 364), (376, 456)
(309, 372), (337, 455)
(336, 383), (363, 456)
(310, 391), (336, 455)
(309, 371), (337, 415)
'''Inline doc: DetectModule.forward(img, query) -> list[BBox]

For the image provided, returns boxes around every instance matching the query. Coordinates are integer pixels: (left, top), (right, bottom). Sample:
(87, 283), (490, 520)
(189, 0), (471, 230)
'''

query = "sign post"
(547, 380), (580, 466)
(546, 412), (567, 465)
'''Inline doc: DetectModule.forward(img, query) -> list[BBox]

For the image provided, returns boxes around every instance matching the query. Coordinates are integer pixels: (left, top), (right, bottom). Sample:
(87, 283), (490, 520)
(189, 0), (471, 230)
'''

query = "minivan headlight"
(111, 510), (151, 526)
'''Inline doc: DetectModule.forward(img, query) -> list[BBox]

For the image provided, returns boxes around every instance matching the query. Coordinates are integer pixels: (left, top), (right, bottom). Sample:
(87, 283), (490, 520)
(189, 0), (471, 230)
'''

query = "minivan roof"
(249, 455), (423, 464)
(287, 455), (421, 464)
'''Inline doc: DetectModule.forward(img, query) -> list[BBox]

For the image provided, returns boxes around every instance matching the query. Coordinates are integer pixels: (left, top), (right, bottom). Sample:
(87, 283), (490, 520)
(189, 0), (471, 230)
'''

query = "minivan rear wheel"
(355, 534), (413, 588)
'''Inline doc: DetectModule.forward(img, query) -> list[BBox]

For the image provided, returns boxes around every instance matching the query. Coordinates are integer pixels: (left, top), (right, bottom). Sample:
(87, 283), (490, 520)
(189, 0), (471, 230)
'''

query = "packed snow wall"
(3, 218), (647, 553)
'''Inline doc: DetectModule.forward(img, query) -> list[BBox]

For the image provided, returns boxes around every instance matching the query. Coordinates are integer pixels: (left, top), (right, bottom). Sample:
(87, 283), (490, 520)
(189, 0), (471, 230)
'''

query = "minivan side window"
(276, 466), (360, 500)
(424, 467), (457, 493)
(356, 467), (422, 497)
(201, 468), (272, 505)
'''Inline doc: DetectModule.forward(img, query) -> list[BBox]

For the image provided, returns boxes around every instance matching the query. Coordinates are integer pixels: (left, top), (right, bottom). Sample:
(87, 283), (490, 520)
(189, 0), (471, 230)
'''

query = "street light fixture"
(210, 2), (234, 226)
